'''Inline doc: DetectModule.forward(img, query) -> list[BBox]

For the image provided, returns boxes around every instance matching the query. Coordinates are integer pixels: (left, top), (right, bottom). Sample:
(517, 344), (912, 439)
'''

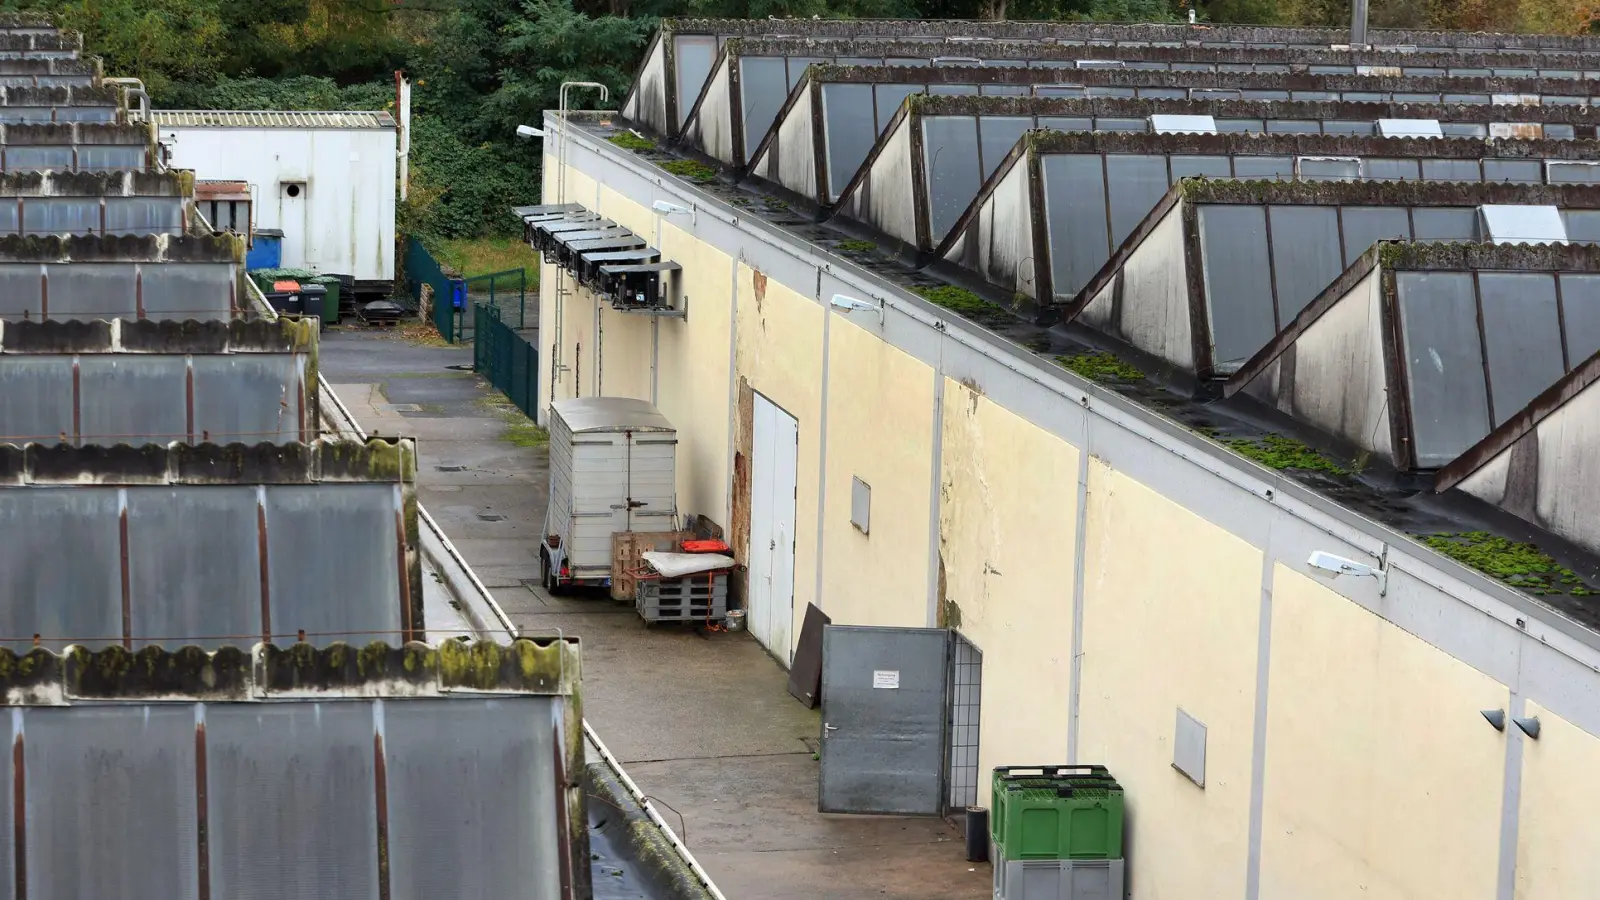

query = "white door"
(279, 181), (307, 267)
(749, 394), (798, 663)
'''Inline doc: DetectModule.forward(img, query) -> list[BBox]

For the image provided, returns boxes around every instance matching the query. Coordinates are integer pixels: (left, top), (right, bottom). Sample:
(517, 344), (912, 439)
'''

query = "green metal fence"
(404, 236), (467, 342)
(474, 302), (540, 417)
(465, 267), (531, 330)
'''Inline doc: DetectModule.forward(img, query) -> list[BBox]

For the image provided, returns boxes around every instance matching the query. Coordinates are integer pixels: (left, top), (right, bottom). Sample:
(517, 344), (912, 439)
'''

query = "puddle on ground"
(589, 791), (675, 900)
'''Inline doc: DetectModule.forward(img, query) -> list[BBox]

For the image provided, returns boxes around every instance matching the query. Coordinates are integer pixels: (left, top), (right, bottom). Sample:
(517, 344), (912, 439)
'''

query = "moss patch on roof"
(1212, 432), (1348, 475)
(1054, 350), (1144, 383)
(836, 239), (876, 252)
(659, 159), (717, 184)
(608, 132), (656, 152)
(1420, 531), (1594, 596)
(913, 284), (1013, 327)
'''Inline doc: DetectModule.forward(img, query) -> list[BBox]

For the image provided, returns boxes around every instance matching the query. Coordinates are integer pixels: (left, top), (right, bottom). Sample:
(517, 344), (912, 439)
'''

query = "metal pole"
(1350, 0), (1369, 48)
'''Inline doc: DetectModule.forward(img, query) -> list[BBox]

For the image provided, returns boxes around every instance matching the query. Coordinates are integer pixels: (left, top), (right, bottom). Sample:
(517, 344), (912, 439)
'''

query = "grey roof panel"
(552, 396), (675, 433)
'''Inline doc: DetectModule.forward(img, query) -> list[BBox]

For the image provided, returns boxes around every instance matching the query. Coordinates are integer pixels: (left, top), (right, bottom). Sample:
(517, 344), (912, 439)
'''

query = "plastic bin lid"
(272, 280), (300, 291)
(299, 284), (327, 296)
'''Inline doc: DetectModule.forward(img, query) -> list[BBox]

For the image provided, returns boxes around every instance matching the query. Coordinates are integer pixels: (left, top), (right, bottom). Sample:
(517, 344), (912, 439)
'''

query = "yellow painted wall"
(537, 163), (732, 522)
(734, 265), (825, 651)
(1077, 459), (1261, 900)
(1261, 565), (1507, 900)
(650, 218), (732, 522)
(1515, 702), (1600, 899)
(939, 380), (1078, 807)
(819, 316), (935, 627)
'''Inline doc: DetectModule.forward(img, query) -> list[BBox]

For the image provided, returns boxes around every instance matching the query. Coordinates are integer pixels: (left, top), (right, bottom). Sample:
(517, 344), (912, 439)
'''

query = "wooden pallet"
(610, 530), (693, 601)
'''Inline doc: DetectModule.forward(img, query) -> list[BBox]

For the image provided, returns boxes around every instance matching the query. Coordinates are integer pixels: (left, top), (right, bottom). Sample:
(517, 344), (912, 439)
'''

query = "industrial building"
(537, 17), (1600, 898)
(0, 12), (590, 899)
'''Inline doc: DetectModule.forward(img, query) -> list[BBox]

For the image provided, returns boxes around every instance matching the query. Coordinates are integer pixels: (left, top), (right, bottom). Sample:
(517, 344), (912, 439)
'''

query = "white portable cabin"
(148, 110), (398, 291)
(543, 397), (679, 588)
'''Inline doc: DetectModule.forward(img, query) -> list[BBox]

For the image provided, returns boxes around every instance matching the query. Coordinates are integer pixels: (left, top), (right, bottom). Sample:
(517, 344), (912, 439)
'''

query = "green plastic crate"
(991, 765), (1124, 861)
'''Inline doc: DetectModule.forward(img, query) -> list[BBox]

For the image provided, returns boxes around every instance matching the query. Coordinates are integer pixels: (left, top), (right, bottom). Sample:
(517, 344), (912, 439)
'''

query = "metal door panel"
(820, 625), (950, 815)
(768, 400), (798, 662)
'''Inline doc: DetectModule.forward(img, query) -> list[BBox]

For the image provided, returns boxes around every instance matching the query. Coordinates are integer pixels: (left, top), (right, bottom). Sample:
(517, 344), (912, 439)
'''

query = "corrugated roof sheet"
(144, 109), (396, 129)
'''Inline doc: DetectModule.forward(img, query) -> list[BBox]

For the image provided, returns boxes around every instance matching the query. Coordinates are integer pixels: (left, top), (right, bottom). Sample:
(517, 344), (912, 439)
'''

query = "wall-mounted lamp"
(1306, 550), (1388, 596)
(1481, 709), (1507, 731)
(515, 124), (545, 139)
(830, 293), (883, 324)
(652, 200), (695, 223)
(1513, 716), (1541, 739)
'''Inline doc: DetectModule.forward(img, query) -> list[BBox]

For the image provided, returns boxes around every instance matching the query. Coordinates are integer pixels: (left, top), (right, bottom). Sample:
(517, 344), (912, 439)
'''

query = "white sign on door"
(873, 670), (900, 690)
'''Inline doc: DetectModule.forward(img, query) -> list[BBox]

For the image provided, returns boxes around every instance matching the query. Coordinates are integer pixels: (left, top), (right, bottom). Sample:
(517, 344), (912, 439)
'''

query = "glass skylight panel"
(821, 83), (876, 197)
(1397, 271), (1491, 467)
(1479, 273), (1565, 424)
(1105, 154), (1168, 245)
(1268, 205), (1344, 321)
(1042, 154), (1108, 299)
(1480, 204), (1568, 244)
(1377, 118), (1444, 138)
(1560, 275), (1600, 363)
(922, 115), (981, 241)
(1198, 205), (1277, 372)
(1546, 161), (1600, 184)
(1150, 114), (1217, 134)
(673, 35), (717, 129)
(1297, 157), (1359, 181)
(978, 116), (1031, 179)
(739, 57), (787, 153)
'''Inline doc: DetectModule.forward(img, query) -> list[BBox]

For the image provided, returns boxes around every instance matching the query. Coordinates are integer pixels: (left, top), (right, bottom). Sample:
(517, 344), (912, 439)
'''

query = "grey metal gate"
(819, 625), (950, 815)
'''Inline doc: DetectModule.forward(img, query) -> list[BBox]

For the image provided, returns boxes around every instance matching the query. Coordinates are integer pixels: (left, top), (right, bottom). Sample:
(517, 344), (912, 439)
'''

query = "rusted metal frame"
(69, 357), (79, 443)
(551, 721), (575, 900)
(1027, 148), (1054, 308)
(118, 490), (131, 648)
(256, 487), (271, 645)
(13, 717), (24, 900)
(810, 81), (827, 206)
(1098, 153), (1117, 290)
(1471, 268), (1497, 428)
(373, 705), (391, 900)
(909, 111), (933, 251)
(185, 360), (196, 444)
(134, 268), (144, 320)
(727, 50), (747, 170)
(97, 196), (104, 236)
(392, 484), (414, 643)
(1379, 269), (1420, 470)
(1553, 272), (1572, 372)
(1262, 204), (1283, 334)
(1335, 205), (1350, 268)
(297, 372), (309, 444)
(1182, 201), (1217, 378)
(661, 31), (679, 137)
(194, 707), (210, 900)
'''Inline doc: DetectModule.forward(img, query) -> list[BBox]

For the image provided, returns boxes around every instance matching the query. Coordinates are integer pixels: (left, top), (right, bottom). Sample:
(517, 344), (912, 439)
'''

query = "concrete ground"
(321, 327), (988, 900)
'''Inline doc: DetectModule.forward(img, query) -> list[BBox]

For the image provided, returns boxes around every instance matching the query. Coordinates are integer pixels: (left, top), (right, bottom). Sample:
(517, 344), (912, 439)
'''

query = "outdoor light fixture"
(516, 124), (544, 139)
(830, 293), (883, 324)
(1481, 709), (1507, 731)
(1514, 716), (1541, 739)
(1306, 550), (1388, 595)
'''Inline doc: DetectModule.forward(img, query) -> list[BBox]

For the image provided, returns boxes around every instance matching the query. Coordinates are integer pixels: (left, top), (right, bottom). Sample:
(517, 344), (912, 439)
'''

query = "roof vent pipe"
(1350, 0), (1370, 49)
(103, 77), (148, 118)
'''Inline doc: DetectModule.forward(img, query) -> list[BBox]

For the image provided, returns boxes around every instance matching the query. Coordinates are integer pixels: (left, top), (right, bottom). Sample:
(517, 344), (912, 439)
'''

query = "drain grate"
(446, 364), (473, 371)
(435, 464), (467, 472)
(477, 512), (506, 522)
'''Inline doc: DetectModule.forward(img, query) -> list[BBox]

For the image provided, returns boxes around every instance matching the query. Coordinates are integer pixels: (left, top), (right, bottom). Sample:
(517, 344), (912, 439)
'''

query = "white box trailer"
(149, 109), (397, 295)
(542, 397), (679, 592)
